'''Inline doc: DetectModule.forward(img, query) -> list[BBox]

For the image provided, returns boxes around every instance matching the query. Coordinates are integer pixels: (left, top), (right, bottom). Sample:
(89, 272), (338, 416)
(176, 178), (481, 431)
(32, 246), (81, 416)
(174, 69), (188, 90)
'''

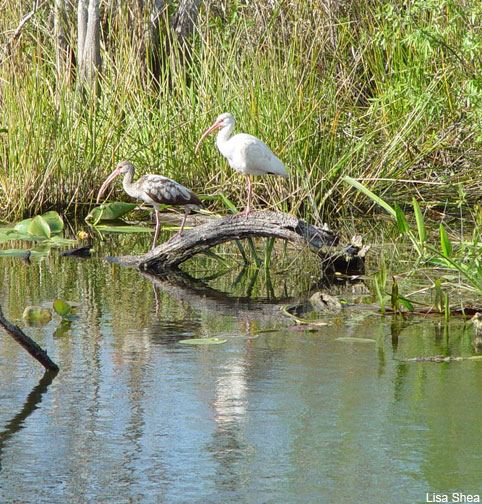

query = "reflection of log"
(0, 304), (59, 372)
(0, 371), (56, 464)
(142, 270), (297, 320)
(107, 211), (366, 274)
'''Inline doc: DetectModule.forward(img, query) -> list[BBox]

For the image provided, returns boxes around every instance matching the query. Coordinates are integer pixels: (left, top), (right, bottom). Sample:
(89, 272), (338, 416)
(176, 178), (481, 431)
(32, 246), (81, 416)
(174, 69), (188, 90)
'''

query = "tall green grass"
(0, 0), (480, 224)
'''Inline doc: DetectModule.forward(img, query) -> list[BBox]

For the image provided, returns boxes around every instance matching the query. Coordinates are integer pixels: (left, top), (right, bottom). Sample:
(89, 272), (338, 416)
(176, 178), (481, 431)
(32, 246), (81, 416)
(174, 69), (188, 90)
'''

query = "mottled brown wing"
(140, 175), (201, 206)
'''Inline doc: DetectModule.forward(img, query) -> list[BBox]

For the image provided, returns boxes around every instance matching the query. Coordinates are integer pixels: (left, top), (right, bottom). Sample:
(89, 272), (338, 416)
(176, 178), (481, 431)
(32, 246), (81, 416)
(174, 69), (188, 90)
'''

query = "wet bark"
(0, 304), (59, 372)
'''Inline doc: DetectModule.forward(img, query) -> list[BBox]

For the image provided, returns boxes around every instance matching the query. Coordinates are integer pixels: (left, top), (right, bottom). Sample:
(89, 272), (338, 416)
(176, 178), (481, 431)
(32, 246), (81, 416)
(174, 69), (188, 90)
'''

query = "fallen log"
(106, 210), (367, 274)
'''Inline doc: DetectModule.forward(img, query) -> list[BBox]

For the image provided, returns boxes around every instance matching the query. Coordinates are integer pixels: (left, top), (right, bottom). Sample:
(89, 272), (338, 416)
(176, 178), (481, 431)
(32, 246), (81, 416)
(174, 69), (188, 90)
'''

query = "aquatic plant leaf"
(94, 224), (153, 233)
(398, 297), (414, 311)
(41, 211), (64, 233)
(13, 218), (33, 235)
(178, 337), (227, 345)
(394, 202), (409, 234)
(22, 306), (52, 325)
(412, 198), (426, 243)
(88, 202), (137, 222)
(28, 215), (51, 238)
(440, 223), (452, 258)
(335, 337), (376, 343)
(53, 299), (71, 317)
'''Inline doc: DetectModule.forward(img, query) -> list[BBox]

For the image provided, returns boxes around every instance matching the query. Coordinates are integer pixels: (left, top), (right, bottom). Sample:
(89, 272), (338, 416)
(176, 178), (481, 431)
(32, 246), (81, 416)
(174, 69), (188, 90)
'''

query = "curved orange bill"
(194, 119), (223, 154)
(96, 167), (121, 204)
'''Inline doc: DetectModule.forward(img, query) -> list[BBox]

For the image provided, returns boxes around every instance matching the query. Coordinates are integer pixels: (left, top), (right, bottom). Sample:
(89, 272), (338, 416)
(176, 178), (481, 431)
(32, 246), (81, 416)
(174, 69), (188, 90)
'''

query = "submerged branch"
(0, 303), (59, 372)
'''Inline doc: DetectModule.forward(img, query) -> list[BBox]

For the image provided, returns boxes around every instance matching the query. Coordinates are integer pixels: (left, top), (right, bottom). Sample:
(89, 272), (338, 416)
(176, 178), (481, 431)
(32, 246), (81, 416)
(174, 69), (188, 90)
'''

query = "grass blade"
(343, 177), (396, 217)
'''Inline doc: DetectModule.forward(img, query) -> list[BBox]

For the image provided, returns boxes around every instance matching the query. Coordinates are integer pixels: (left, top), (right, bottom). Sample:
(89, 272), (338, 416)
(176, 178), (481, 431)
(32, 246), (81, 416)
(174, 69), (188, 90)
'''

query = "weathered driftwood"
(0, 304), (59, 372)
(107, 210), (366, 275)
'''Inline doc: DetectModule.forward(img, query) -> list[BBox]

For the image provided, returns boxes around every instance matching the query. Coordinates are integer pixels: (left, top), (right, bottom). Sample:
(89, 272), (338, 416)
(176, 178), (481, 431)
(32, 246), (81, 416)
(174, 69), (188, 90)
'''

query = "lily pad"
(53, 299), (71, 317)
(179, 337), (227, 345)
(41, 211), (64, 233)
(22, 306), (52, 326)
(28, 215), (51, 239)
(88, 202), (137, 222)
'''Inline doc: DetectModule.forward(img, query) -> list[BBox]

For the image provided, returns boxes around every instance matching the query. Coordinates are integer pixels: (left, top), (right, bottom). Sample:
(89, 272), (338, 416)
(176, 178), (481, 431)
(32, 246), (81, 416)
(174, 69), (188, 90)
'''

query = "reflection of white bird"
(195, 113), (287, 215)
(96, 161), (201, 250)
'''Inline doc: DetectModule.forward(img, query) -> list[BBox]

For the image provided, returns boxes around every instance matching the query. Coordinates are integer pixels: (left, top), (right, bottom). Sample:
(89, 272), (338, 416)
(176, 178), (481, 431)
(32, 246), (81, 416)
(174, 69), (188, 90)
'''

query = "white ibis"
(96, 160), (201, 250)
(195, 113), (288, 216)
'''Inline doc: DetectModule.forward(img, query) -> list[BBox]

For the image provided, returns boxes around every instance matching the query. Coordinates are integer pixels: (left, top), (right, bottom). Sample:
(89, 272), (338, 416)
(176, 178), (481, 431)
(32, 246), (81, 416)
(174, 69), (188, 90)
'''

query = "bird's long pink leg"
(167, 206), (189, 243)
(178, 206), (190, 237)
(151, 208), (161, 250)
(244, 175), (252, 217)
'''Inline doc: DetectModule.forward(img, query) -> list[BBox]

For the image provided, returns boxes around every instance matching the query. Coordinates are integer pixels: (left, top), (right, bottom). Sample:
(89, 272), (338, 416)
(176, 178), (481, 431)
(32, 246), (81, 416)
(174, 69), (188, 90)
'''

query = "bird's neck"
(121, 167), (136, 196)
(216, 124), (234, 154)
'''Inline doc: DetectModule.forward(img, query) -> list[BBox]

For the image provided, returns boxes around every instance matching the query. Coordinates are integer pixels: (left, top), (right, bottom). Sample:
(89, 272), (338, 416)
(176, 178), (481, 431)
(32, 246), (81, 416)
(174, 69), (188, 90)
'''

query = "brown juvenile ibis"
(195, 113), (287, 216)
(96, 160), (201, 250)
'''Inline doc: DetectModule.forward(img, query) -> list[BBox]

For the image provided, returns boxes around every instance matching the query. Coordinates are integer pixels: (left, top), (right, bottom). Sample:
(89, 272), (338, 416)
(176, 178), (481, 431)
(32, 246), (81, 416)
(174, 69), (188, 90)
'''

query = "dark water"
(0, 238), (481, 504)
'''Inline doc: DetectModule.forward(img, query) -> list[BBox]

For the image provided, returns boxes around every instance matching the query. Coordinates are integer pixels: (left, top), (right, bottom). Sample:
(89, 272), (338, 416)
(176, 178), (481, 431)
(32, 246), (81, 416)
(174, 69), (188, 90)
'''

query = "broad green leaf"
(88, 202), (137, 222)
(179, 337), (227, 345)
(440, 223), (452, 258)
(53, 299), (71, 317)
(14, 217), (33, 234)
(41, 211), (64, 233)
(28, 215), (51, 238)
(412, 198), (426, 243)
(22, 306), (52, 326)
(394, 202), (409, 234)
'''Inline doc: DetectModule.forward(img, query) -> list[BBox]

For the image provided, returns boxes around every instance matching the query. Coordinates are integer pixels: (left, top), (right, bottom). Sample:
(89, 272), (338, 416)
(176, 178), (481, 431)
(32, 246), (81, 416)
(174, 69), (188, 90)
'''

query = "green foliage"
(0, 211), (74, 248)
(0, 0), (480, 222)
(346, 178), (482, 296)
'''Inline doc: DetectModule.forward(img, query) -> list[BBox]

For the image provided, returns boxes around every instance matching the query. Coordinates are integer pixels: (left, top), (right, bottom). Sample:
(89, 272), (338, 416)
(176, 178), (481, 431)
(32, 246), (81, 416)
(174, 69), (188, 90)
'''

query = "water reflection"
(0, 371), (57, 470)
(0, 253), (481, 503)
